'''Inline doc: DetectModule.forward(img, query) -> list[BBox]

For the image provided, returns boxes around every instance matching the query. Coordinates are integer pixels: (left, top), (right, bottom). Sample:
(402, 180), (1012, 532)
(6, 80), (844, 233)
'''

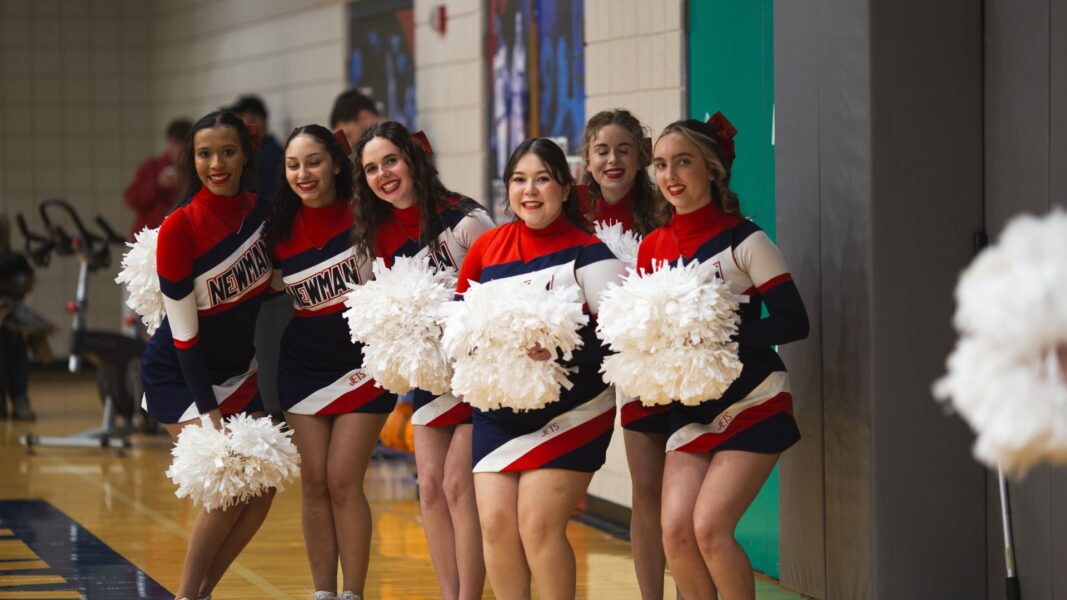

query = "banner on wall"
(487, 0), (584, 215)
(347, 2), (416, 128)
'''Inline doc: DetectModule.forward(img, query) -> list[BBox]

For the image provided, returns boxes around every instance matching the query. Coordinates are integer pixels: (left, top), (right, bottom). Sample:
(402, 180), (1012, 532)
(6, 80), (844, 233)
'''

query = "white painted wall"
(583, 0), (686, 510)
(414, 0), (488, 204)
(148, 0), (348, 146)
(0, 0), (154, 357)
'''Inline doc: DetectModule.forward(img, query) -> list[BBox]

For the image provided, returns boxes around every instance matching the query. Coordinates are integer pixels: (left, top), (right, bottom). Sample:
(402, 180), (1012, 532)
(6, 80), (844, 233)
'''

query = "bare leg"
(692, 450), (779, 600)
(327, 412), (389, 595)
(661, 450), (717, 600)
(474, 472), (530, 600)
(164, 414), (240, 600)
(516, 469), (593, 600)
(624, 429), (672, 600)
(286, 413), (338, 593)
(196, 410), (279, 596)
(414, 424), (461, 599)
(443, 424), (485, 600)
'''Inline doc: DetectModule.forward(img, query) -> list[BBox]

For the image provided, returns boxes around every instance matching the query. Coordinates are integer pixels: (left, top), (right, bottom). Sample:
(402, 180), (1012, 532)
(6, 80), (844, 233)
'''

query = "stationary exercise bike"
(17, 199), (148, 451)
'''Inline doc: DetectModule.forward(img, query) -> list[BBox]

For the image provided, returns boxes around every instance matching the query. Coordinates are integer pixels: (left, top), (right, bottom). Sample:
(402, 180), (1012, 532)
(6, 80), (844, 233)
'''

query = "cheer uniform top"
(636, 201), (808, 454)
(374, 197), (495, 427)
(273, 200), (396, 415)
(456, 214), (627, 473)
(141, 188), (270, 424)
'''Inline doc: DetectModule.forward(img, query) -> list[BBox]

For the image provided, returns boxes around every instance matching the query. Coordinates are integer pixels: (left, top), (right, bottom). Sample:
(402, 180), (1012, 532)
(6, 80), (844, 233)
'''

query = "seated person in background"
(124, 118), (192, 238)
(0, 213), (54, 421)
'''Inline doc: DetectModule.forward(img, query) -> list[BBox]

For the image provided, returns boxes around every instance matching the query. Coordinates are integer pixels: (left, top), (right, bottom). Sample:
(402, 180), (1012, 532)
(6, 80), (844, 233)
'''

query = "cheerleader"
(577, 108), (673, 599)
(456, 138), (626, 600)
(140, 110), (274, 600)
(263, 125), (394, 600)
(351, 122), (494, 600)
(639, 116), (809, 600)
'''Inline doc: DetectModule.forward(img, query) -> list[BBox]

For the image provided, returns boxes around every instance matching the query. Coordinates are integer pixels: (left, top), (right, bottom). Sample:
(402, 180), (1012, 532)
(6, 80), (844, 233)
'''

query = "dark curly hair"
(263, 124), (355, 249)
(578, 109), (669, 235)
(503, 138), (590, 232)
(351, 121), (472, 262)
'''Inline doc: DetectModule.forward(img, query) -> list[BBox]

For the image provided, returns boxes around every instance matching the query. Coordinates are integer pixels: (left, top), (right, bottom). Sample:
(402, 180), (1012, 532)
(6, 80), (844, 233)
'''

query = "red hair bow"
(333, 129), (353, 156)
(411, 130), (434, 156)
(245, 123), (262, 152)
(706, 112), (737, 164)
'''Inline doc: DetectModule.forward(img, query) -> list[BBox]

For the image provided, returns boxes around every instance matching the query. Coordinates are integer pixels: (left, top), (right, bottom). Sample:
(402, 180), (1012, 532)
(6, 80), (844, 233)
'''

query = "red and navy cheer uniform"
(273, 200), (396, 415)
(141, 188), (271, 424)
(584, 187), (671, 434)
(374, 197), (495, 427)
(455, 214), (627, 472)
(636, 201), (808, 454)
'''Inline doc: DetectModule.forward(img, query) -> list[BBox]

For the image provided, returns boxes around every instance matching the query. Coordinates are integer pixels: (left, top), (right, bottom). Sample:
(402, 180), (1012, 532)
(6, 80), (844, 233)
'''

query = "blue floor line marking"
(0, 499), (172, 598)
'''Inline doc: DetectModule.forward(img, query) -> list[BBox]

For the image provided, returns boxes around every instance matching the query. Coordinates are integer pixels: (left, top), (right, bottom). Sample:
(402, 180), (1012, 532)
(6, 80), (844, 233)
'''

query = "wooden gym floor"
(0, 370), (806, 599)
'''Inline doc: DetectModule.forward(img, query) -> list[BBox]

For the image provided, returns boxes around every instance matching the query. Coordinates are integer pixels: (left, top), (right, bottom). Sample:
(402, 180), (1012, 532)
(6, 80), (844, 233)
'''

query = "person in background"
(329, 89), (382, 153)
(577, 108), (675, 600)
(124, 118), (192, 238)
(0, 213), (53, 421)
(230, 94), (290, 416)
(230, 94), (284, 202)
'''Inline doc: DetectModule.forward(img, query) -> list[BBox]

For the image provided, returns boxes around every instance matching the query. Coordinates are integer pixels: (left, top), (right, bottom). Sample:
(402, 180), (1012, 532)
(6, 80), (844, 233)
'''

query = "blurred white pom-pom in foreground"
(165, 414), (300, 512)
(115, 226), (165, 334)
(933, 210), (1067, 475)
(343, 256), (456, 395)
(598, 259), (743, 406)
(441, 276), (588, 412)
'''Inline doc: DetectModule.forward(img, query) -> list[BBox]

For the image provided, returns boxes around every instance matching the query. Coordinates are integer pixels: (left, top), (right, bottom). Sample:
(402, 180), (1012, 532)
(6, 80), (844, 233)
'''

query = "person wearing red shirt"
(123, 118), (191, 238)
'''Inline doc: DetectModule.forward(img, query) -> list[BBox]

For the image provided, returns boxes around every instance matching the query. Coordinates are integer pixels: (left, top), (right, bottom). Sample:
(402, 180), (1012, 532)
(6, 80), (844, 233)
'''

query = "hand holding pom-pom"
(933, 209), (1067, 475)
(597, 259), (743, 406)
(165, 414), (300, 512)
(343, 256), (456, 395)
(441, 277), (588, 412)
(115, 226), (165, 334)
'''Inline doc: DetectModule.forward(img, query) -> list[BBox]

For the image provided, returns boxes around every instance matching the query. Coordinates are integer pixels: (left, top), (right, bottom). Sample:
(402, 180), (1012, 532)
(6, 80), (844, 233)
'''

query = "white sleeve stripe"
(734, 230), (790, 289)
(162, 291), (199, 342)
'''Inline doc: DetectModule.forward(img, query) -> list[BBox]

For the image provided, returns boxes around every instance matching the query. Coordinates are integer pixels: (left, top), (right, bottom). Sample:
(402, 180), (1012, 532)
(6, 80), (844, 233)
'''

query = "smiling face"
(285, 134), (339, 208)
(586, 123), (641, 203)
(508, 152), (570, 229)
(360, 136), (416, 209)
(193, 126), (247, 197)
(653, 132), (713, 215)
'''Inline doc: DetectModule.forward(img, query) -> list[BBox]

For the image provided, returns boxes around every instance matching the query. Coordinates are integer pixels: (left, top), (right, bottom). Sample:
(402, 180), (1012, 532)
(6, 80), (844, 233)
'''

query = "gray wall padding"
(777, 0), (987, 597)
(985, 1), (1067, 598)
(775, 1), (826, 597)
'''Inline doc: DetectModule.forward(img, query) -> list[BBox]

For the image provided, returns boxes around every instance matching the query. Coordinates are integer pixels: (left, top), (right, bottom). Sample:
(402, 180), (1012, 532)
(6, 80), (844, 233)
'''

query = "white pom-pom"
(165, 414), (300, 512)
(343, 256), (456, 395)
(593, 221), (641, 268)
(597, 260), (743, 406)
(114, 226), (165, 334)
(441, 277), (589, 411)
(934, 210), (1067, 475)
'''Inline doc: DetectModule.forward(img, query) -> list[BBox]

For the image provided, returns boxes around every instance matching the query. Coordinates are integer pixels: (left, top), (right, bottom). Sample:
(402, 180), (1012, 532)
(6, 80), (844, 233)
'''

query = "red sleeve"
(124, 158), (163, 212)
(156, 210), (194, 290)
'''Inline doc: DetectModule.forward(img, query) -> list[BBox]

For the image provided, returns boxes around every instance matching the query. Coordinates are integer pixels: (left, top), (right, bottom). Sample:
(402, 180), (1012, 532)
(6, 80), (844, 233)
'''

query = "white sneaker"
(313, 592), (338, 600)
(339, 593), (361, 600)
